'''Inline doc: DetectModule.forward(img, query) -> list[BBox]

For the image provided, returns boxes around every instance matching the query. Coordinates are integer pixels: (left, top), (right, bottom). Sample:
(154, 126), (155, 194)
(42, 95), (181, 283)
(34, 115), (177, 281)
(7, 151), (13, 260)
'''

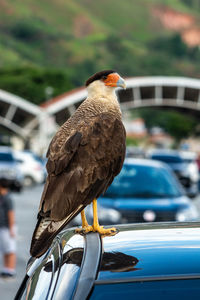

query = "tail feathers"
(34, 217), (51, 239)
(30, 217), (68, 258)
(30, 204), (85, 258)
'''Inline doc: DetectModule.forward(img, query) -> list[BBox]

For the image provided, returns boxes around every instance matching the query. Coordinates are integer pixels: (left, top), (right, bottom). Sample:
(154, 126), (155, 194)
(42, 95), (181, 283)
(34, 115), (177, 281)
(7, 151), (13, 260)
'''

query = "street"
(1, 185), (200, 300)
(0, 185), (42, 300)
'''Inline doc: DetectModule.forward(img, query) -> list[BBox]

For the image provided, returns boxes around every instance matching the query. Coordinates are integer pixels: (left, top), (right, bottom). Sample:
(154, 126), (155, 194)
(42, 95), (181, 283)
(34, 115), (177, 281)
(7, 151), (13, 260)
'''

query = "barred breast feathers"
(49, 80), (122, 157)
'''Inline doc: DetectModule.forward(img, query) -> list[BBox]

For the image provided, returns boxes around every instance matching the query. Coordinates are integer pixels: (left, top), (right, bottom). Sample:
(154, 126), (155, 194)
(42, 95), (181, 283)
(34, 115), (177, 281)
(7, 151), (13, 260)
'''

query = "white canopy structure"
(1, 76), (200, 153)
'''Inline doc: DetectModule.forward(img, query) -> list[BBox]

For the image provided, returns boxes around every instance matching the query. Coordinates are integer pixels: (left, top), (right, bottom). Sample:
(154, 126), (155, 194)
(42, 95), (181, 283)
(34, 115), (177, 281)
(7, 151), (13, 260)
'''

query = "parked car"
(15, 222), (200, 299)
(14, 150), (46, 187)
(0, 146), (23, 192)
(126, 146), (145, 158)
(99, 158), (199, 223)
(148, 149), (199, 198)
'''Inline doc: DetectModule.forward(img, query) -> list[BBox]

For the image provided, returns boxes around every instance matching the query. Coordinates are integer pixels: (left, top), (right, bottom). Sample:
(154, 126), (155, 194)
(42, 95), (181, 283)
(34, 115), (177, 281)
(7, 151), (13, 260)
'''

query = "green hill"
(1, 0), (200, 102)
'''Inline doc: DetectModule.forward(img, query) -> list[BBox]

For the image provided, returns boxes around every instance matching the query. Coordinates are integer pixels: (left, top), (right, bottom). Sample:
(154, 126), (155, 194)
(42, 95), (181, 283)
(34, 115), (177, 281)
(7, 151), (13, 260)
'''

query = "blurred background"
(1, 0), (200, 298)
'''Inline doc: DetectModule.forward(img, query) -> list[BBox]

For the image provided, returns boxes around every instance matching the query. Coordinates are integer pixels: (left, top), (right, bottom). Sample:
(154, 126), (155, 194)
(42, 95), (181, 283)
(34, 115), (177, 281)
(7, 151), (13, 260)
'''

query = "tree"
(0, 66), (73, 104)
(134, 108), (197, 143)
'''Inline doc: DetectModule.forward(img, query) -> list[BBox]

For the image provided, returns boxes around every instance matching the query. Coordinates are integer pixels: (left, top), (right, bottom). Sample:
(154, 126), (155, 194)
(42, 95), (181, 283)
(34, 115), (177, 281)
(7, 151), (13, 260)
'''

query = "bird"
(30, 70), (126, 258)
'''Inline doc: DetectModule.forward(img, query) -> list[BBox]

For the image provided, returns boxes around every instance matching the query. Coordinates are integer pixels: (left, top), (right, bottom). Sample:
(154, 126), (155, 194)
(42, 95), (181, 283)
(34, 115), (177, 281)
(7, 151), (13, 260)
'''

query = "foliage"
(149, 34), (200, 62)
(149, 34), (188, 58)
(0, 0), (200, 87)
(1, 0), (200, 103)
(181, 0), (200, 9)
(9, 20), (44, 42)
(0, 67), (73, 104)
(126, 136), (139, 146)
(135, 108), (198, 142)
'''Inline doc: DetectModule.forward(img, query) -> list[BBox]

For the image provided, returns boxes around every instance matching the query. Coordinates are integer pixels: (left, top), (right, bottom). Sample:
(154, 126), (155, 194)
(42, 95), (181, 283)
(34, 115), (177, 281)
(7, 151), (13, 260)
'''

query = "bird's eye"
(102, 76), (107, 80)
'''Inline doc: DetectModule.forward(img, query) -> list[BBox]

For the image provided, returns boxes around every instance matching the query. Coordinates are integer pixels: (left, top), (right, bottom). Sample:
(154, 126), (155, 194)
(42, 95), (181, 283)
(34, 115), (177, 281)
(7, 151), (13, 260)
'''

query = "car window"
(0, 152), (14, 162)
(32, 154), (43, 163)
(151, 155), (183, 163)
(90, 279), (200, 300)
(182, 158), (193, 163)
(104, 164), (182, 198)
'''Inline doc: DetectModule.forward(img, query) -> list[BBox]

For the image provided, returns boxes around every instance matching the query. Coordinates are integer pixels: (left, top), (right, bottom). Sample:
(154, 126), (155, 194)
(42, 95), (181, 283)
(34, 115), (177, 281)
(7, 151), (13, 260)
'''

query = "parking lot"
(0, 184), (200, 300)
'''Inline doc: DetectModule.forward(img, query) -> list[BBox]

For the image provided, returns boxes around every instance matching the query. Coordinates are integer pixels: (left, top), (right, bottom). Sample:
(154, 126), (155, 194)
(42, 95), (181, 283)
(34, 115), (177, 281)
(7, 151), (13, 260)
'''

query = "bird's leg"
(92, 199), (117, 236)
(80, 210), (92, 229)
(75, 210), (93, 233)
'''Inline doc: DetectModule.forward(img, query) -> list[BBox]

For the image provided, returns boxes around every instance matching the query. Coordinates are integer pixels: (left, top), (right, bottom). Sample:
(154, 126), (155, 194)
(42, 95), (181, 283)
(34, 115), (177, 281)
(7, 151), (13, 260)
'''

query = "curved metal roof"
(0, 89), (41, 115)
(41, 76), (200, 127)
(0, 89), (42, 138)
(1, 76), (200, 140)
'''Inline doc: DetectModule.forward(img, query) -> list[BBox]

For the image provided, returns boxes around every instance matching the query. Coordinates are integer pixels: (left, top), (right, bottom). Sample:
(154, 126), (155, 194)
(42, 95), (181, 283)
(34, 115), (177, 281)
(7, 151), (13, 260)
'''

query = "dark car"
(99, 158), (199, 223)
(0, 146), (23, 192)
(15, 222), (200, 299)
(148, 149), (199, 198)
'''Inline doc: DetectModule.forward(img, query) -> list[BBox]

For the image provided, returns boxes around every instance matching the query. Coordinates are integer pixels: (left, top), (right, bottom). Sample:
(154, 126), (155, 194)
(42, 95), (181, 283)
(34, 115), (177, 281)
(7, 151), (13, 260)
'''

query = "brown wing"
(30, 112), (126, 257)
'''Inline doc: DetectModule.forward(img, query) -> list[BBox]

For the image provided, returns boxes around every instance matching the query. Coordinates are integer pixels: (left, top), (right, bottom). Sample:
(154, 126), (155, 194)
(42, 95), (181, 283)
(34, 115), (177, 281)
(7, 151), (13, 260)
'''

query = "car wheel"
(23, 176), (35, 187)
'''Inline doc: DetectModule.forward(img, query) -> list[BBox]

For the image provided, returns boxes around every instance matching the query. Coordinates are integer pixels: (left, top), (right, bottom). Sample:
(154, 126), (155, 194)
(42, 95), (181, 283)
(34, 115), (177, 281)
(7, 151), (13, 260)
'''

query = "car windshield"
(151, 155), (183, 163)
(0, 152), (14, 162)
(104, 164), (182, 198)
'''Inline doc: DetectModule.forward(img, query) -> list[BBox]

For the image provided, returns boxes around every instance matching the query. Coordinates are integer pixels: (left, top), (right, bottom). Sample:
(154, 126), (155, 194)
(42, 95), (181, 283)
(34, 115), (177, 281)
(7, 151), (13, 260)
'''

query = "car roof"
(0, 146), (13, 153)
(180, 151), (197, 160)
(56, 222), (200, 283)
(124, 157), (168, 169)
(14, 150), (31, 158)
(14, 150), (39, 161)
(97, 222), (200, 284)
(148, 149), (197, 159)
(19, 222), (200, 300)
(148, 149), (181, 157)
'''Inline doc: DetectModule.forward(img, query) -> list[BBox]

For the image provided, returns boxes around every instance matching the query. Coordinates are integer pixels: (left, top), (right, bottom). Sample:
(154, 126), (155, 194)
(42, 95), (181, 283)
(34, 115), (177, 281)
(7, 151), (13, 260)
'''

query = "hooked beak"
(117, 77), (126, 89)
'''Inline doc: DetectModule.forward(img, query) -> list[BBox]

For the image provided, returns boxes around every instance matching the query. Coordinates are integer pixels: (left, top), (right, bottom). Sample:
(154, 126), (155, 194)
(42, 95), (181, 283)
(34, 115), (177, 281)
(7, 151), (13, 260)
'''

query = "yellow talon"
(76, 199), (117, 237)
(75, 225), (93, 234)
(92, 224), (117, 236)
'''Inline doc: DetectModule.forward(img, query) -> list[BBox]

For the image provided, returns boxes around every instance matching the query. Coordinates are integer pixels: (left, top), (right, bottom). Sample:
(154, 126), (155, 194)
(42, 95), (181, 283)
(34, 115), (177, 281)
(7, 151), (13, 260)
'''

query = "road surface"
(0, 185), (42, 300)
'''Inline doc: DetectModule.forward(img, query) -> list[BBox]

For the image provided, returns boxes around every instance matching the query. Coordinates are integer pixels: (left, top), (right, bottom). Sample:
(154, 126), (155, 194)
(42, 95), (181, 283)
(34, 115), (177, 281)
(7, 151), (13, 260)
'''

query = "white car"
(148, 149), (199, 198)
(0, 146), (24, 192)
(14, 150), (45, 187)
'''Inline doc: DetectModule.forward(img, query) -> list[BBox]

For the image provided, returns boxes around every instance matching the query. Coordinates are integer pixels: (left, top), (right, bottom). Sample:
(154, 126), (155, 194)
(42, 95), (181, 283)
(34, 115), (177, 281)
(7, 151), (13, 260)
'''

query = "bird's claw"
(76, 225), (117, 236)
(94, 225), (117, 236)
(75, 225), (93, 235)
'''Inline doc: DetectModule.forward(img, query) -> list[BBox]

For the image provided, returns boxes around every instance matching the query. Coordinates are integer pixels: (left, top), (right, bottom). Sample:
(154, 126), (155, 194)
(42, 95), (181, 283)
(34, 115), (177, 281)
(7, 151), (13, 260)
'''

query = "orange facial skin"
(103, 73), (120, 87)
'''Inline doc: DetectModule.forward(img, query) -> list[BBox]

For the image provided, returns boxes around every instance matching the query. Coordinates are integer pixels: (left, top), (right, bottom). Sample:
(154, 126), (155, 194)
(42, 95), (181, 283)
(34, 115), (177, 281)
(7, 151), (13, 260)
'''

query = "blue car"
(15, 222), (200, 299)
(99, 158), (199, 223)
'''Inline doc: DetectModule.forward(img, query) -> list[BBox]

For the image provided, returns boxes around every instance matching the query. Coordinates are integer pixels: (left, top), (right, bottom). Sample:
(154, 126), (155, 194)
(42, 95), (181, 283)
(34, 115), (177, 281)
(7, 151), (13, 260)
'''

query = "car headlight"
(98, 208), (121, 223)
(73, 205), (122, 224)
(176, 206), (199, 222)
(143, 210), (156, 222)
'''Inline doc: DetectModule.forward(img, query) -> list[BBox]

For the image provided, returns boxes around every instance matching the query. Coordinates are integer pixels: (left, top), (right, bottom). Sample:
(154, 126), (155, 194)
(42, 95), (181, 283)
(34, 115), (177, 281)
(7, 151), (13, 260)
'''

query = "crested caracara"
(30, 70), (126, 258)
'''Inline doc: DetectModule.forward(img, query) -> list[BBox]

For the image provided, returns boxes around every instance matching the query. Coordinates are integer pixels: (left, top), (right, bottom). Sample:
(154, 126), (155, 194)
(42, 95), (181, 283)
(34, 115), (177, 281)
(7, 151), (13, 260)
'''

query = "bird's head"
(85, 70), (126, 95)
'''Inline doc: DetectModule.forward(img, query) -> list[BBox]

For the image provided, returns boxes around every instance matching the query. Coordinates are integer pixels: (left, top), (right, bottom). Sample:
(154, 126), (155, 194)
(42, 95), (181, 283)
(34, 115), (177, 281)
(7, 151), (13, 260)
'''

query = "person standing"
(0, 178), (16, 279)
